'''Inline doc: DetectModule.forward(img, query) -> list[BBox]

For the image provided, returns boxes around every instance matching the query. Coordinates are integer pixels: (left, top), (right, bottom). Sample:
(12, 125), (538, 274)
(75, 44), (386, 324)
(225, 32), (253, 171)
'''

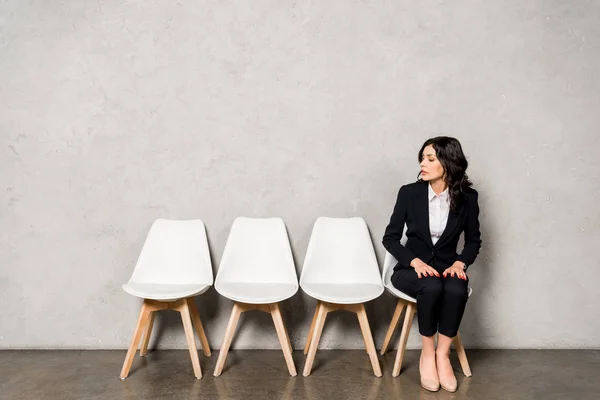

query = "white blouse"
(428, 183), (450, 245)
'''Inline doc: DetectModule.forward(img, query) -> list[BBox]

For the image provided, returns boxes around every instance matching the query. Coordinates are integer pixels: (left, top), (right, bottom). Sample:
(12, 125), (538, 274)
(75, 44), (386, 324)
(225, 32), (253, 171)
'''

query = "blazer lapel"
(435, 199), (465, 248)
(416, 182), (435, 249)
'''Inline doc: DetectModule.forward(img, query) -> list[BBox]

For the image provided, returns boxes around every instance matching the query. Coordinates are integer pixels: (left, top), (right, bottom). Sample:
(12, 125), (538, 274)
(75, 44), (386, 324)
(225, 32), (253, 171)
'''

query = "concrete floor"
(0, 350), (598, 399)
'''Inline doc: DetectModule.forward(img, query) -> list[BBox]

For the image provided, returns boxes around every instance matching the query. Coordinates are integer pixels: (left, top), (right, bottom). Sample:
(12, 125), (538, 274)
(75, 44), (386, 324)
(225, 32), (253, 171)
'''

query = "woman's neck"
(429, 179), (448, 195)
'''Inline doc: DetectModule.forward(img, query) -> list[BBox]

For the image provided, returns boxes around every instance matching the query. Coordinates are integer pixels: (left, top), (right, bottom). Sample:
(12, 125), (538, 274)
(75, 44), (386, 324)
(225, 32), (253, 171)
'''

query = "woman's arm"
(382, 185), (418, 267)
(456, 190), (483, 270)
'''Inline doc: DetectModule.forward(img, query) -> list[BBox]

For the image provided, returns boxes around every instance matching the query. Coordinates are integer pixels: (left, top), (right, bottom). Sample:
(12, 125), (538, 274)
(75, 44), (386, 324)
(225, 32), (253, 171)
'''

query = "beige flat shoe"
(419, 355), (440, 392)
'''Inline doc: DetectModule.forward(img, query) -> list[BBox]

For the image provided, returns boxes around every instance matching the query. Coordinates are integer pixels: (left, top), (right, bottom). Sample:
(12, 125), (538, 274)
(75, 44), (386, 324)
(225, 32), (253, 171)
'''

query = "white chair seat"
(123, 282), (211, 301)
(301, 282), (384, 304)
(383, 282), (418, 303)
(383, 281), (473, 303)
(215, 282), (298, 304)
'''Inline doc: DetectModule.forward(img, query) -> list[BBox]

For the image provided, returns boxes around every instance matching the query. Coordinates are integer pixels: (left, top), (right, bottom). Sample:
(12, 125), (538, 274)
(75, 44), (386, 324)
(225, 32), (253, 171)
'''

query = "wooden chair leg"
(358, 317), (370, 354)
(187, 298), (211, 357)
(302, 302), (328, 377)
(304, 306), (319, 355)
(356, 304), (382, 377)
(120, 301), (152, 379)
(453, 331), (472, 377)
(348, 303), (369, 355)
(392, 302), (416, 377)
(214, 303), (242, 377)
(139, 311), (155, 357)
(179, 300), (202, 379)
(270, 303), (297, 376)
(283, 320), (294, 355)
(380, 299), (406, 355)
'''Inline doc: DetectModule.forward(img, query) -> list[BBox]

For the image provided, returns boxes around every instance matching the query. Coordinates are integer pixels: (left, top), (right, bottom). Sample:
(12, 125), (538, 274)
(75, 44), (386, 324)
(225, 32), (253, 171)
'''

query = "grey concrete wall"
(1, 0), (599, 350)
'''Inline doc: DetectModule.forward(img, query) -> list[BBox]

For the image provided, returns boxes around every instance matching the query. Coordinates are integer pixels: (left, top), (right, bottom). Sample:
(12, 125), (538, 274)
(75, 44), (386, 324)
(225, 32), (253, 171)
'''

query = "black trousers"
(391, 268), (469, 337)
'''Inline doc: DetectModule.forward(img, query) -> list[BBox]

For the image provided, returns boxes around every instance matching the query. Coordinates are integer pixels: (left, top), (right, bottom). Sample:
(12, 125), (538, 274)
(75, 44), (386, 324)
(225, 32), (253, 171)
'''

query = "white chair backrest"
(382, 251), (398, 287)
(300, 217), (381, 285)
(128, 219), (213, 285)
(215, 217), (298, 285)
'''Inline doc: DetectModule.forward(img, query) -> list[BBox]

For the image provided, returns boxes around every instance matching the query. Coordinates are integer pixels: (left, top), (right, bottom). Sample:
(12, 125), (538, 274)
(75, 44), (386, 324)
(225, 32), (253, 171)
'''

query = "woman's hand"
(410, 258), (440, 279)
(442, 262), (467, 280)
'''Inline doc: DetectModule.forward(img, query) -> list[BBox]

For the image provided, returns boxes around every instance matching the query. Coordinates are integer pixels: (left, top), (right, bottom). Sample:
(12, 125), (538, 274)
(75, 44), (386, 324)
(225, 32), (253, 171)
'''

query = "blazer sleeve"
(382, 185), (418, 267)
(456, 190), (483, 270)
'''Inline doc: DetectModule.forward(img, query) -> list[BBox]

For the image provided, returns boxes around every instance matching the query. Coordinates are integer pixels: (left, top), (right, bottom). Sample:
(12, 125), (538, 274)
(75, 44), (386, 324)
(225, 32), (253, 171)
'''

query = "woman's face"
(420, 145), (445, 182)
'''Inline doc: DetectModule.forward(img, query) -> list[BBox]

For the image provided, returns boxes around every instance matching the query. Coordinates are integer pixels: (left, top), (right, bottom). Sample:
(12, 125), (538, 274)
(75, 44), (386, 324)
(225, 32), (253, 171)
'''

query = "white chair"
(120, 219), (213, 380)
(380, 251), (473, 377)
(300, 217), (384, 377)
(213, 217), (298, 377)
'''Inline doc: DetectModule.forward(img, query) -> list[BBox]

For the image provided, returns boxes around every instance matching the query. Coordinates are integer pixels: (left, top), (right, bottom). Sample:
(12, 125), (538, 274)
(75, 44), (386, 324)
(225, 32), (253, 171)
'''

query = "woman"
(382, 136), (482, 392)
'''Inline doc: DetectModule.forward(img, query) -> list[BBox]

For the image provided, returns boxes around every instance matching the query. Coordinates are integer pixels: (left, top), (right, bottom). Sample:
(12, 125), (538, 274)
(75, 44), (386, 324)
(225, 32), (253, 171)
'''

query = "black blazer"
(382, 180), (482, 272)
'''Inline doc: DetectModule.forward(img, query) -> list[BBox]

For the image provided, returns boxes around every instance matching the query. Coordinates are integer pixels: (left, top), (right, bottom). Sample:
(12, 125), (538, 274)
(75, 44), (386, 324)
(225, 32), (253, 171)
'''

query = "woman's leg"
(438, 275), (469, 338)
(422, 334), (436, 356)
(436, 332), (456, 389)
(391, 268), (444, 336)
(392, 268), (443, 386)
(436, 275), (469, 390)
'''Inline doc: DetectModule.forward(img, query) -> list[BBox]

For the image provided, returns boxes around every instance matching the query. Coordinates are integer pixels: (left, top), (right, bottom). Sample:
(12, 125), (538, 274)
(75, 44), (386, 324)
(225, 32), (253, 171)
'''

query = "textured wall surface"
(1, 0), (599, 349)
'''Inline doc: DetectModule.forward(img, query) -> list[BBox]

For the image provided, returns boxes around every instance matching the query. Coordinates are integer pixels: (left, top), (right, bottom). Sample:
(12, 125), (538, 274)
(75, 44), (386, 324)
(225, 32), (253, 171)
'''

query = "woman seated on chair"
(382, 136), (482, 392)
